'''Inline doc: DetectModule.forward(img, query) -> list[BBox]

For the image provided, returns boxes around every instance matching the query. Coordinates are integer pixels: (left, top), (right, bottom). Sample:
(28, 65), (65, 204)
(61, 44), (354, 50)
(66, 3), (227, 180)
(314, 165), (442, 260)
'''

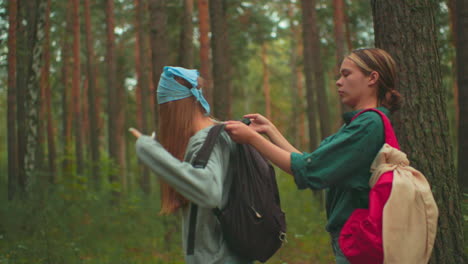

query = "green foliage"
(0, 169), (334, 263)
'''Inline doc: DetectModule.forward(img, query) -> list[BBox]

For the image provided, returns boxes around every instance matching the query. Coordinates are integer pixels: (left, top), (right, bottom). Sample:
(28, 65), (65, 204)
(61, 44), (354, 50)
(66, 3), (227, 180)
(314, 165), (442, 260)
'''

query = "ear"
(368, 71), (379, 86)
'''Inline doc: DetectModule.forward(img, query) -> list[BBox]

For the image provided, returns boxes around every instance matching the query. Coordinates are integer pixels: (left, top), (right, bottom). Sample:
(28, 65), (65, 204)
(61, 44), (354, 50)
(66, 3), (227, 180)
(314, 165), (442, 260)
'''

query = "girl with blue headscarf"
(130, 66), (250, 264)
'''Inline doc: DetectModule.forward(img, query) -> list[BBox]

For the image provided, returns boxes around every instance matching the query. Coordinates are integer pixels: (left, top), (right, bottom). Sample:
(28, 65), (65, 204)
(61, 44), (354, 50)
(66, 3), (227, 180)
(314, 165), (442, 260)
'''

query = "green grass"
(0, 170), (334, 264)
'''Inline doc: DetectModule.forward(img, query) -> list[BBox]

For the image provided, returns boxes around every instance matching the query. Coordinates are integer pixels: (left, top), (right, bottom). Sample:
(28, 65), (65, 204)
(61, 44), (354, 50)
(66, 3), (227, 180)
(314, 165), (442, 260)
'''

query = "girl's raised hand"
(224, 121), (258, 144)
(129, 127), (142, 138)
(243, 113), (273, 134)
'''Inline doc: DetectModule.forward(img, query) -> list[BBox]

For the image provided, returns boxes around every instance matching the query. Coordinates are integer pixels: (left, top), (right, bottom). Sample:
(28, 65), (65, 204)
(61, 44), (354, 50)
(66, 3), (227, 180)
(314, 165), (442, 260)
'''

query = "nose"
(336, 77), (343, 88)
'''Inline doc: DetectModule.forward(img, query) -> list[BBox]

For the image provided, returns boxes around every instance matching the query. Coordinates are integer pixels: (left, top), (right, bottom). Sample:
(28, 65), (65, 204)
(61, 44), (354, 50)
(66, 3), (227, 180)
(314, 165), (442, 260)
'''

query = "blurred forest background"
(0, 0), (467, 263)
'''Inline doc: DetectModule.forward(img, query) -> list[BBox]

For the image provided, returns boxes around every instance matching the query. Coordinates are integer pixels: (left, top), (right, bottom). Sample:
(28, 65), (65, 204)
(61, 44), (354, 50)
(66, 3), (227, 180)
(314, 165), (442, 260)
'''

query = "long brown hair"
(157, 78), (206, 215)
(347, 48), (402, 112)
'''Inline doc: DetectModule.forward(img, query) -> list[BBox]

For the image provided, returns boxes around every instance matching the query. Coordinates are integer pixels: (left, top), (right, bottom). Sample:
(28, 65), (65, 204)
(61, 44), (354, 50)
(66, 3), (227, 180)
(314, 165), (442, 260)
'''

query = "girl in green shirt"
(225, 48), (402, 264)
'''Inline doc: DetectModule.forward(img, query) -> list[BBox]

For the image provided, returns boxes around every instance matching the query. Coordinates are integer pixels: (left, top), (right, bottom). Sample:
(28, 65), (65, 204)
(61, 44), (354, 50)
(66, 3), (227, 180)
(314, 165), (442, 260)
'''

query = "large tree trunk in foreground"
(372, 0), (466, 262)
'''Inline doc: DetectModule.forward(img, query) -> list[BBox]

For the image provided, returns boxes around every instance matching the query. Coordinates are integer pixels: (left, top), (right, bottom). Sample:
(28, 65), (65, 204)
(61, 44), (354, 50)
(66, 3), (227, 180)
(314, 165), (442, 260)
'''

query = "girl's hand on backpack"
(243, 113), (274, 135)
(225, 121), (260, 144)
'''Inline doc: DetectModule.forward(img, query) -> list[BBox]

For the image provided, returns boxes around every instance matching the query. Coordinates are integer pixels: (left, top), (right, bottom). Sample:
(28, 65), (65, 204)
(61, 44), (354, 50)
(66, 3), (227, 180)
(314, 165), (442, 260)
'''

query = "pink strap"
(351, 108), (400, 150)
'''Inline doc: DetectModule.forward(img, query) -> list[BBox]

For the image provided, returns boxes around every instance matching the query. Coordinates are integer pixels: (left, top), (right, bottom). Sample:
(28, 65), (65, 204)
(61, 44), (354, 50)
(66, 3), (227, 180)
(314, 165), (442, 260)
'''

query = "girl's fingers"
(129, 127), (142, 138)
(243, 113), (259, 119)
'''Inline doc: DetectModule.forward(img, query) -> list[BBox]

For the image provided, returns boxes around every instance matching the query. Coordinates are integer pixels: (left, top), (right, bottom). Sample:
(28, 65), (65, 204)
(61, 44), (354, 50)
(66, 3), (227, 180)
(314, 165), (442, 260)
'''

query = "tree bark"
(197, 0), (212, 105)
(179, 0), (194, 68)
(148, 0), (169, 129)
(72, 0), (83, 175)
(84, 0), (101, 186)
(332, 0), (346, 114)
(17, 0), (47, 191)
(105, 0), (121, 195)
(456, 0), (468, 194)
(333, 0), (346, 71)
(209, 0), (232, 120)
(42, 0), (56, 183)
(372, 0), (466, 262)
(135, 0), (151, 194)
(7, 0), (19, 200)
(61, 0), (74, 174)
(300, 0), (320, 150)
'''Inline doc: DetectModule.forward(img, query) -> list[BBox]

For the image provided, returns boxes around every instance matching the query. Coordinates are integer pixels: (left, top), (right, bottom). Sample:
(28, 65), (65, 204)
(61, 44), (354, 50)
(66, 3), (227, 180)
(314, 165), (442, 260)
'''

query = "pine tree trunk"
(148, 0), (169, 128)
(7, 0), (19, 200)
(209, 0), (232, 120)
(42, 0), (55, 183)
(135, 0), (150, 194)
(61, 1), (74, 174)
(372, 0), (466, 262)
(332, 0), (346, 114)
(300, 0), (319, 150)
(456, 0), (468, 194)
(179, 0), (194, 68)
(72, 0), (83, 175)
(105, 0), (120, 195)
(84, 0), (101, 186)
(16, 0), (27, 193)
(333, 0), (345, 71)
(344, 0), (353, 52)
(197, 0), (212, 105)
(116, 45), (127, 194)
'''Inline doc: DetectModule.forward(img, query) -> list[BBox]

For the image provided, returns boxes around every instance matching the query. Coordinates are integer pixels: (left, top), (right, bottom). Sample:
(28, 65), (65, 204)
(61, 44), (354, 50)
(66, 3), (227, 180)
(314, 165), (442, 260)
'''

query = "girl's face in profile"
(336, 58), (376, 110)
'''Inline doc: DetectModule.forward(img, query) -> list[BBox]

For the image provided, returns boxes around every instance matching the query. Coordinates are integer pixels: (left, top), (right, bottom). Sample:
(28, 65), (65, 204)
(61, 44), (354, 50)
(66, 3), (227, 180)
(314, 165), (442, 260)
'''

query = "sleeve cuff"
(291, 152), (308, 189)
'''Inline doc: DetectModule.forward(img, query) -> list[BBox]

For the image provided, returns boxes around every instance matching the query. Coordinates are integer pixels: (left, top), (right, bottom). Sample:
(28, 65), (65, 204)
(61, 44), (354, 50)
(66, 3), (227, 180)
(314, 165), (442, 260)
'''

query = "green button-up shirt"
(291, 107), (389, 233)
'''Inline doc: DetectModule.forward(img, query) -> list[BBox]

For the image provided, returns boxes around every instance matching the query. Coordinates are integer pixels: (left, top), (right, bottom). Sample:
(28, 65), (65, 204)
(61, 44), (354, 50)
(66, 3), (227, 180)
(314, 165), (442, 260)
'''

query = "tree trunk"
(116, 44), (127, 194)
(72, 0), (83, 175)
(61, 1), (74, 174)
(209, 0), (232, 120)
(84, 0), (101, 187)
(261, 43), (271, 119)
(372, 0), (466, 262)
(42, 0), (56, 183)
(343, 0), (353, 52)
(300, 0), (320, 150)
(179, 0), (194, 68)
(148, 0), (169, 129)
(332, 0), (346, 114)
(456, 0), (468, 194)
(135, 0), (151, 194)
(7, 0), (19, 200)
(197, 0), (212, 105)
(18, 0), (47, 191)
(105, 0), (120, 195)
(333, 0), (346, 71)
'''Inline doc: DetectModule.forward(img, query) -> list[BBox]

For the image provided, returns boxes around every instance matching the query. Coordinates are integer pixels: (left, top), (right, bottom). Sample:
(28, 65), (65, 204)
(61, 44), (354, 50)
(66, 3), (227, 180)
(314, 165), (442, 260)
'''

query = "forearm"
(266, 126), (301, 154)
(249, 133), (293, 175)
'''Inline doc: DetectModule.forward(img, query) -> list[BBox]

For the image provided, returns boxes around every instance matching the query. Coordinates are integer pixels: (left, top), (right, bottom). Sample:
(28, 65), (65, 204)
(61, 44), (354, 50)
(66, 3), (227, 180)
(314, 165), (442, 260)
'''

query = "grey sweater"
(135, 125), (251, 264)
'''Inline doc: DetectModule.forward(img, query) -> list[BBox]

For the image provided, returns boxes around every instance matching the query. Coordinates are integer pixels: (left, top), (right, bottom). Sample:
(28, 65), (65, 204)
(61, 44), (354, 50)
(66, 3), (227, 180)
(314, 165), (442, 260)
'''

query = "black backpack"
(187, 122), (287, 263)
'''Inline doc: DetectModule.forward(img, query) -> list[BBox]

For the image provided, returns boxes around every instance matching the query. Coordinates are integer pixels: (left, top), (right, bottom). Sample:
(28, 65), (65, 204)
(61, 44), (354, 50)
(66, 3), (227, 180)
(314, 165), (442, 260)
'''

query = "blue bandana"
(157, 66), (211, 115)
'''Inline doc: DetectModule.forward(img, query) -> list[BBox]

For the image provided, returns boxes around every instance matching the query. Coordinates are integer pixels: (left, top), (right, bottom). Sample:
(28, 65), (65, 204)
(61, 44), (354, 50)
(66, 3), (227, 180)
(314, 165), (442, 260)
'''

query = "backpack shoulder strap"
(351, 108), (400, 150)
(187, 124), (225, 256)
(192, 124), (226, 168)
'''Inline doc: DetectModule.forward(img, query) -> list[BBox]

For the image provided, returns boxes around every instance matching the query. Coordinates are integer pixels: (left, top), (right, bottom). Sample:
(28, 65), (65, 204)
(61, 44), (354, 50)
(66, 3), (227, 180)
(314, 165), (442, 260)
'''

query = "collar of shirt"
(342, 107), (390, 125)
